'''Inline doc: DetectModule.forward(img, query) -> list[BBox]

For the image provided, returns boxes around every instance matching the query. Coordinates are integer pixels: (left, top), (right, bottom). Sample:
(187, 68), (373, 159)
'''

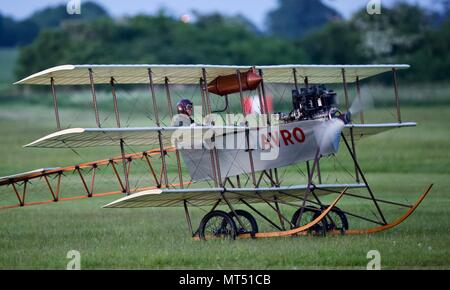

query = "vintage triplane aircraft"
(1, 64), (432, 240)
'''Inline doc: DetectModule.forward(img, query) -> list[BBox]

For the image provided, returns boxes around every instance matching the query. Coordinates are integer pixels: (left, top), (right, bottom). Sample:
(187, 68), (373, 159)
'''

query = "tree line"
(6, 0), (450, 82)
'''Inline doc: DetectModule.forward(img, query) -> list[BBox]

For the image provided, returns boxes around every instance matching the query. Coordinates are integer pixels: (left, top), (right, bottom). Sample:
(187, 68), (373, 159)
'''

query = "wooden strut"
(110, 160), (126, 193)
(304, 74), (322, 183)
(237, 69), (257, 187)
(221, 192), (247, 231)
(90, 165), (97, 195)
(293, 69), (313, 184)
(341, 133), (387, 224)
(164, 77), (184, 188)
(342, 68), (360, 183)
(148, 68), (169, 188)
(257, 68), (276, 186)
(120, 139), (130, 195)
(76, 166), (91, 197)
(110, 77), (121, 128)
(44, 174), (58, 201)
(355, 76), (364, 124)
(143, 153), (161, 188)
(273, 196), (286, 230)
(88, 68), (101, 128)
(202, 68), (223, 187)
(295, 147), (321, 225)
(199, 77), (219, 187)
(11, 181), (27, 206)
(183, 200), (194, 236)
(50, 77), (61, 130)
(392, 68), (402, 123)
(224, 177), (235, 188)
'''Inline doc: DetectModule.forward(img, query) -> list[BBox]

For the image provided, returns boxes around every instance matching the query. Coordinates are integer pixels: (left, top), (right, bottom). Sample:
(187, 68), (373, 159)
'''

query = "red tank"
(207, 68), (262, 96)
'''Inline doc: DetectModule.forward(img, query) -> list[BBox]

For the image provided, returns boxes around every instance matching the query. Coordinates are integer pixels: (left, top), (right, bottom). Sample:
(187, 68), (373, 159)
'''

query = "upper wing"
(343, 122), (416, 141)
(15, 64), (409, 86)
(103, 183), (366, 208)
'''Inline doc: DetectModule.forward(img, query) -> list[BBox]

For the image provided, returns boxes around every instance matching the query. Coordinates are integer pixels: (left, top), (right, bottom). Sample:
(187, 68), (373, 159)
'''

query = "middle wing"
(24, 126), (247, 148)
(24, 122), (416, 148)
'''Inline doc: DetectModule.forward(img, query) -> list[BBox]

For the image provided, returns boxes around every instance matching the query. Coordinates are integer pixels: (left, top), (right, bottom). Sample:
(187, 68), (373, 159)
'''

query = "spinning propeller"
(320, 94), (373, 153)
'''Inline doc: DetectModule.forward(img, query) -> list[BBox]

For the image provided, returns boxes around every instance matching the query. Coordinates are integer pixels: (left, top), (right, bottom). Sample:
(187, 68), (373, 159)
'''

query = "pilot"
(172, 98), (195, 126)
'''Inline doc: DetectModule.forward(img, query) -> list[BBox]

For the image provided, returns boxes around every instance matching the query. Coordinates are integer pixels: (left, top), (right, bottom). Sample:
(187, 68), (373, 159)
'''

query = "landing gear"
(198, 209), (259, 240)
(198, 210), (237, 240)
(228, 209), (259, 236)
(321, 205), (348, 234)
(291, 206), (327, 236)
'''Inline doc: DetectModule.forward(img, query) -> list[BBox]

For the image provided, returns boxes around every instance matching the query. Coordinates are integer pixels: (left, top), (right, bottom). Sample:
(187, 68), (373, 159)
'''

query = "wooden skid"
(328, 184), (433, 235)
(238, 187), (347, 239)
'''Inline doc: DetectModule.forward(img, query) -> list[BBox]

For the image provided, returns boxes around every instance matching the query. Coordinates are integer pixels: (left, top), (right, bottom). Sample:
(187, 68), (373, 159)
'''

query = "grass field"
(0, 63), (449, 269)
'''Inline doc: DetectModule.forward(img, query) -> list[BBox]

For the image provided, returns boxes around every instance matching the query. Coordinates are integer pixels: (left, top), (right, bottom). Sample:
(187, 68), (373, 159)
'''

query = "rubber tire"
(321, 205), (349, 233)
(199, 210), (237, 241)
(291, 206), (327, 236)
(228, 209), (259, 236)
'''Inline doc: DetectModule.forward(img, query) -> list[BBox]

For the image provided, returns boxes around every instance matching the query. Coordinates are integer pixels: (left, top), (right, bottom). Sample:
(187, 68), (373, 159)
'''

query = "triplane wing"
(1, 63), (432, 241)
(24, 122), (417, 148)
(103, 184), (365, 208)
(342, 122), (416, 140)
(15, 64), (409, 85)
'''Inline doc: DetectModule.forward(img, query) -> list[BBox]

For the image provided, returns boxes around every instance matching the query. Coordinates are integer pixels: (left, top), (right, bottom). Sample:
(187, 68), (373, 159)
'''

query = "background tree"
(28, 1), (109, 29)
(266, 0), (341, 39)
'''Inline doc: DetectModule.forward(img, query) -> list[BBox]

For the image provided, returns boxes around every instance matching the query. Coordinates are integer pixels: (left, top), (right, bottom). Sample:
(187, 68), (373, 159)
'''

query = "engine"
(276, 85), (350, 124)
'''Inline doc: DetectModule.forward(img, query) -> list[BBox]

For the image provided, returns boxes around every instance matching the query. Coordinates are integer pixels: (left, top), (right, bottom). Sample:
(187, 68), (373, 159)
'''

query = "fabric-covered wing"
(343, 122), (416, 141)
(15, 64), (409, 86)
(24, 126), (248, 148)
(103, 183), (366, 208)
(24, 122), (416, 148)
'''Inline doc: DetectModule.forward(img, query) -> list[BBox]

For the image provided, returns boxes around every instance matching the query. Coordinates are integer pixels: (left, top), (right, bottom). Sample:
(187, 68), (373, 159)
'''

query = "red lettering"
(280, 129), (294, 146)
(292, 127), (305, 143)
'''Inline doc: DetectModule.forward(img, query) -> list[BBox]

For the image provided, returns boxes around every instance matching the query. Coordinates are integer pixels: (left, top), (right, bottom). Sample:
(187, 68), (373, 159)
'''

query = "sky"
(0, 0), (442, 29)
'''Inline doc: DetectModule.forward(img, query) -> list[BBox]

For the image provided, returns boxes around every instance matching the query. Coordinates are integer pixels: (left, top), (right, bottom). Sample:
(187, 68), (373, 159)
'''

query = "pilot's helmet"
(176, 99), (193, 116)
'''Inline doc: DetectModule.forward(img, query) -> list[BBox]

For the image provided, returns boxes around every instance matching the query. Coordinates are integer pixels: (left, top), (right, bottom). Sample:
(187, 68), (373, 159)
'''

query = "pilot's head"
(176, 99), (193, 116)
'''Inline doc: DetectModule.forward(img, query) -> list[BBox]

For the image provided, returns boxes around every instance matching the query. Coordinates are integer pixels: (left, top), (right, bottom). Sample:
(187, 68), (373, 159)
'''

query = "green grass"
(0, 48), (18, 83)
(0, 88), (449, 269)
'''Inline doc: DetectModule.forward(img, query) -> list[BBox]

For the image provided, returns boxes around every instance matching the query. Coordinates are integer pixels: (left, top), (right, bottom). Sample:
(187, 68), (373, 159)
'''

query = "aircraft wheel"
(228, 209), (259, 236)
(198, 210), (237, 241)
(291, 206), (327, 236)
(321, 205), (348, 234)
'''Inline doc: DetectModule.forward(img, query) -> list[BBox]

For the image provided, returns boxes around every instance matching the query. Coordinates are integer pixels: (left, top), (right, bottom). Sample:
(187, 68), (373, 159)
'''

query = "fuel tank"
(207, 68), (262, 96)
